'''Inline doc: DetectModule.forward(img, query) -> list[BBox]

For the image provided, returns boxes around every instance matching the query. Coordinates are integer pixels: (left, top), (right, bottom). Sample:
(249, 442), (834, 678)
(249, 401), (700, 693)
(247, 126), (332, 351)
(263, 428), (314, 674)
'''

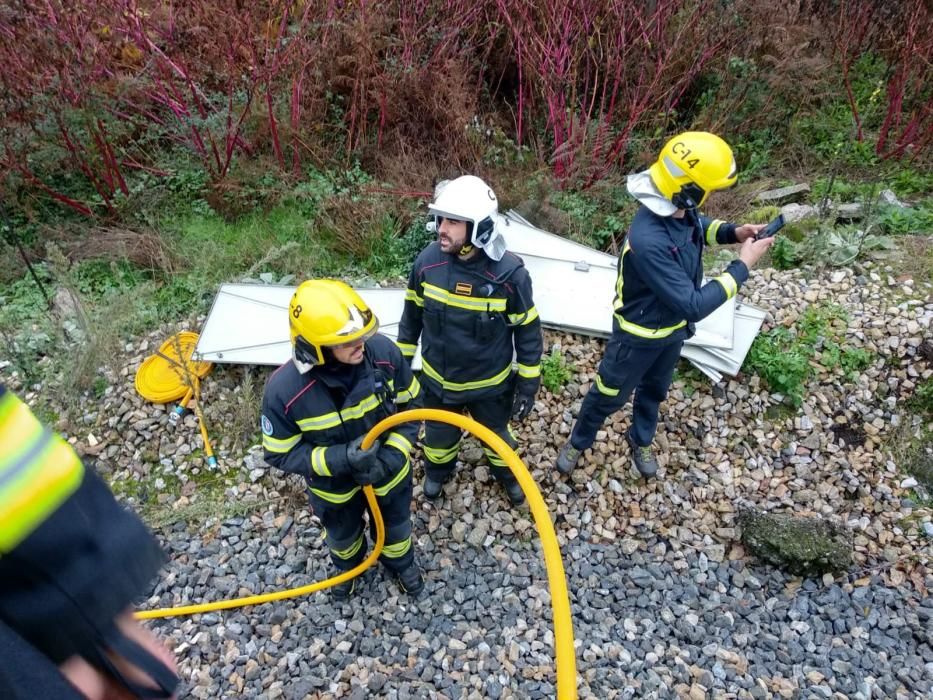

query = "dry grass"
(44, 224), (179, 274)
(892, 235), (933, 288)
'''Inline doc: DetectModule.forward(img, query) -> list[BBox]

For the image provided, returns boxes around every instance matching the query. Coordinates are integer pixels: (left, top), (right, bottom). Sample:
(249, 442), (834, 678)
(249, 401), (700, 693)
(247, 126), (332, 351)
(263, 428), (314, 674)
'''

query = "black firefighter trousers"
(421, 387), (519, 487)
(308, 471), (415, 576)
(570, 332), (683, 451)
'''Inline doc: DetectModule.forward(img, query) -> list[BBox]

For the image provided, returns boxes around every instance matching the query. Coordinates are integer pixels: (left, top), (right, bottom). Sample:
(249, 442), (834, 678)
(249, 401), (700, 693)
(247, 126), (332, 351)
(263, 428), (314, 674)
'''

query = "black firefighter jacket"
(612, 205), (750, 345)
(0, 385), (167, 698)
(261, 334), (421, 505)
(396, 242), (543, 404)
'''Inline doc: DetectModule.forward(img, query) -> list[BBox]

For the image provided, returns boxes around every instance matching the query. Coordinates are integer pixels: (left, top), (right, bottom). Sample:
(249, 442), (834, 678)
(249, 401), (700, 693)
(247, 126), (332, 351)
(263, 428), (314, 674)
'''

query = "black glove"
(346, 436), (391, 485)
(511, 377), (540, 421)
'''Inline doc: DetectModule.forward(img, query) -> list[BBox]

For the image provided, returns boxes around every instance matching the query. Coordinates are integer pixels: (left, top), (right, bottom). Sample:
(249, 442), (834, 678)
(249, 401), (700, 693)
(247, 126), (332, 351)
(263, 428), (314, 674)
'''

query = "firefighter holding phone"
(556, 132), (774, 479)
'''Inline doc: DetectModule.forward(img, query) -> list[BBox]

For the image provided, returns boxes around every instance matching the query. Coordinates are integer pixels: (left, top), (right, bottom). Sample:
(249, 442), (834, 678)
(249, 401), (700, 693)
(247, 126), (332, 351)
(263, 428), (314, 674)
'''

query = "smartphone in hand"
(755, 214), (786, 240)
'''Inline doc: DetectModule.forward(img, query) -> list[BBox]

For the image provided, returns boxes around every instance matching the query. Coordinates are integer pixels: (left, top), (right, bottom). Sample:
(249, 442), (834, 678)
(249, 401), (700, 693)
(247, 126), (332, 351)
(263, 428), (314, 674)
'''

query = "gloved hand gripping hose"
(136, 408), (578, 699)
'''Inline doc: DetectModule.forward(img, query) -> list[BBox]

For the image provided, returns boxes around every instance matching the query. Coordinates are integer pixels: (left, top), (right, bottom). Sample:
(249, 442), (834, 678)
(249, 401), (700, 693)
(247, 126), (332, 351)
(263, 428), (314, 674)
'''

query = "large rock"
(834, 202), (863, 221)
(738, 508), (853, 577)
(780, 202), (819, 223)
(754, 183), (810, 204)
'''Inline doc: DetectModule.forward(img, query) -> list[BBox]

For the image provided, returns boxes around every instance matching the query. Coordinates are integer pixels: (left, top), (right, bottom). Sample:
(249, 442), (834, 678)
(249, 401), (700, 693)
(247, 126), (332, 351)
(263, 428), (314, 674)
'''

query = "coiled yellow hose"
(134, 332), (215, 464)
(136, 408), (578, 699)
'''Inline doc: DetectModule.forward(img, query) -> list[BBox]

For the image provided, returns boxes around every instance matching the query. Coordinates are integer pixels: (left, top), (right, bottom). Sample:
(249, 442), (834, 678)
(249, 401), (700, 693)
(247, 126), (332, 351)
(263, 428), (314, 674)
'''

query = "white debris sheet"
(195, 211), (765, 380)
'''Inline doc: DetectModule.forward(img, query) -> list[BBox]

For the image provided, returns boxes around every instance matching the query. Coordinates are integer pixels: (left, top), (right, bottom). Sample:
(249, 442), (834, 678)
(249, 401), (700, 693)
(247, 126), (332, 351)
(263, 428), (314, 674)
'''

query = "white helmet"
(428, 175), (506, 261)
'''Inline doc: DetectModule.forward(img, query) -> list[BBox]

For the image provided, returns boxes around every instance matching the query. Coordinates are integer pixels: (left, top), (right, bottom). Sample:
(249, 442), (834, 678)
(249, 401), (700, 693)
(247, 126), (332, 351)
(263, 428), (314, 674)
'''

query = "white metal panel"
(499, 211), (618, 268)
(195, 284), (411, 366)
(686, 294), (735, 350)
(195, 225), (758, 385)
(680, 303), (766, 378)
(518, 252), (615, 336)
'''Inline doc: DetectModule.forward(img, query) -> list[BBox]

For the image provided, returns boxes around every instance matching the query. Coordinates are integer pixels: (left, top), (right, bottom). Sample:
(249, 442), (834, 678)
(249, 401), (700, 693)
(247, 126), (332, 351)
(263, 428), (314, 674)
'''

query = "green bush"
(910, 378), (933, 418)
(748, 303), (871, 405)
(540, 347), (575, 394)
(769, 236), (800, 270)
(876, 203), (933, 235)
(747, 327), (811, 405)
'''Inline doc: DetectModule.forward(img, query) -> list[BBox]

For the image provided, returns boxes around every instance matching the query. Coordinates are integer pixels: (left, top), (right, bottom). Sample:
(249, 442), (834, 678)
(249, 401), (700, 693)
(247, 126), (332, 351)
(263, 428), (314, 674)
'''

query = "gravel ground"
(29, 263), (933, 698)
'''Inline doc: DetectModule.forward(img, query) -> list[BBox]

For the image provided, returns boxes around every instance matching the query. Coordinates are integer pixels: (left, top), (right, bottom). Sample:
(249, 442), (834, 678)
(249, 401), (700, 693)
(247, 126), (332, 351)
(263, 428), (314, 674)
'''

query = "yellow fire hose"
(134, 332), (216, 465)
(135, 408), (578, 699)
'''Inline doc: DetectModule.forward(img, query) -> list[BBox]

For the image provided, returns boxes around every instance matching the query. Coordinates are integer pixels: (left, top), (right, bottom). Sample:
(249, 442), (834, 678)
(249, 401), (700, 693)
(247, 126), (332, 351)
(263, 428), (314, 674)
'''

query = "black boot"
(423, 475), (444, 499)
(423, 471), (453, 500)
(555, 441), (583, 475)
(627, 434), (658, 479)
(502, 479), (525, 506)
(331, 576), (356, 601)
(395, 562), (425, 596)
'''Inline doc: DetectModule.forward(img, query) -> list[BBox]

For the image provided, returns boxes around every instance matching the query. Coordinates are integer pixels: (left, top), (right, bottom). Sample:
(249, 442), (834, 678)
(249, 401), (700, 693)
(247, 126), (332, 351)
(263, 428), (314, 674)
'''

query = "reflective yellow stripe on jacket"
(713, 272), (738, 300)
(508, 306), (540, 326)
(0, 391), (84, 553)
(422, 283), (507, 312)
(296, 394), (383, 432)
(404, 289), (424, 308)
(395, 375), (421, 403)
(612, 238), (687, 339)
(310, 485), (361, 504)
(613, 317), (688, 339)
(517, 362), (541, 379)
(705, 219), (724, 246)
(262, 433), (301, 454)
(421, 359), (512, 392)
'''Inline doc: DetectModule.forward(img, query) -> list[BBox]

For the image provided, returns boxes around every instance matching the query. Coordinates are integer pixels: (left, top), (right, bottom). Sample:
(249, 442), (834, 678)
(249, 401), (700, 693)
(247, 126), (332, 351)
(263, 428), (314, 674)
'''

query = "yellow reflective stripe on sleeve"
(309, 485), (361, 504)
(404, 289), (424, 307)
(331, 534), (364, 560)
(297, 411), (341, 431)
(385, 432), (413, 458)
(381, 536), (412, 558)
(613, 315), (688, 339)
(714, 272), (738, 300)
(612, 240), (632, 311)
(595, 374), (620, 396)
(262, 433), (301, 454)
(423, 441), (460, 464)
(296, 394), (383, 432)
(517, 363), (541, 379)
(705, 219), (724, 245)
(508, 306), (540, 325)
(0, 394), (84, 553)
(422, 283), (507, 312)
(373, 458), (410, 496)
(396, 341), (417, 357)
(311, 446), (332, 477)
(395, 375), (421, 403)
(421, 359), (512, 392)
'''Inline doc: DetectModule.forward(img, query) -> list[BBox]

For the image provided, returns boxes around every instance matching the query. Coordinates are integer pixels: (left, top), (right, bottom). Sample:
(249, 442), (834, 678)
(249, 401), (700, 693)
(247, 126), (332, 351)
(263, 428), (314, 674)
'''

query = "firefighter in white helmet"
(556, 132), (775, 479)
(397, 175), (543, 506)
(261, 280), (424, 599)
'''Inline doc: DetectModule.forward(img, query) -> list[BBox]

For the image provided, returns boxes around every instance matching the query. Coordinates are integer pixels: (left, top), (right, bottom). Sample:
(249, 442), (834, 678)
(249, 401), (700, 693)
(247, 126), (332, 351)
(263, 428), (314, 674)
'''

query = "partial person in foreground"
(556, 132), (775, 480)
(261, 280), (424, 600)
(396, 175), (543, 506)
(0, 384), (179, 699)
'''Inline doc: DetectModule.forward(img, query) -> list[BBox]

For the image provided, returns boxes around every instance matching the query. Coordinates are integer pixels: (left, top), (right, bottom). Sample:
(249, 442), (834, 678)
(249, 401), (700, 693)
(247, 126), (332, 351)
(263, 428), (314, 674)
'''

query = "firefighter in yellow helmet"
(260, 280), (424, 599)
(556, 132), (775, 479)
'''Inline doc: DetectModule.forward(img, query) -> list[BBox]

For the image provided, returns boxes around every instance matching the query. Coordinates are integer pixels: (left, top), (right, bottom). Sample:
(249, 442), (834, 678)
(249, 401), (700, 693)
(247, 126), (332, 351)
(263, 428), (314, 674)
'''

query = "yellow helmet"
(288, 280), (378, 370)
(648, 132), (737, 209)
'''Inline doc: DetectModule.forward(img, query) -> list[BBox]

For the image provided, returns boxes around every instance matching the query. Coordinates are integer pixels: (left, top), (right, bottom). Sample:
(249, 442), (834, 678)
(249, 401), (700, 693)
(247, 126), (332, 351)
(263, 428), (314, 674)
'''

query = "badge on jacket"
(455, 281), (473, 295)
(261, 415), (274, 436)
